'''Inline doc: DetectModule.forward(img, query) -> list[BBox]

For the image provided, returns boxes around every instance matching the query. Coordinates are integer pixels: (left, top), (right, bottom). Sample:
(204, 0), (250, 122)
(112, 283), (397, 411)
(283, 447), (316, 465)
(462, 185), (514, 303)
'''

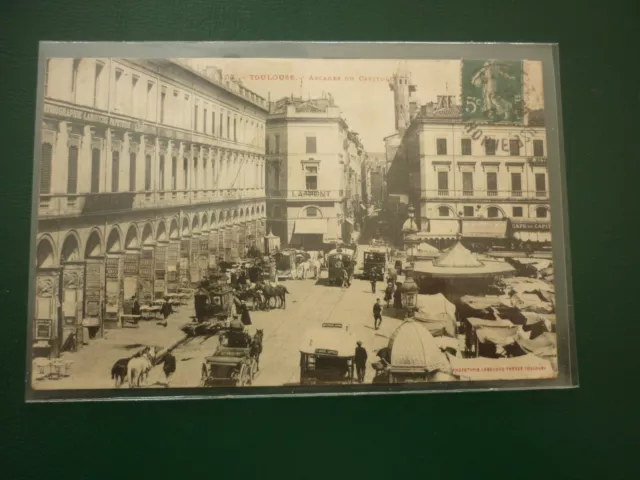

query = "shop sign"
(511, 222), (551, 231)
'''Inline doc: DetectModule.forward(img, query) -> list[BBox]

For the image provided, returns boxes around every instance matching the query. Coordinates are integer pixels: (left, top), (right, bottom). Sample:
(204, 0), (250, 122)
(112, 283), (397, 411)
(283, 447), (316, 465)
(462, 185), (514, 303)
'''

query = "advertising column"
(166, 241), (180, 294)
(209, 228), (219, 270)
(190, 235), (200, 285)
(154, 243), (168, 299)
(224, 227), (233, 262)
(61, 262), (85, 349)
(179, 238), (191, 288)
(199, 234), (209, 280)
(104, 255), (123, 329)
(34, 268), (61, 357)
(123, 250), (140, 313)
(230, 225), (240, 261)
(84, 259), (104, 338)
(139, 248), (154, 304)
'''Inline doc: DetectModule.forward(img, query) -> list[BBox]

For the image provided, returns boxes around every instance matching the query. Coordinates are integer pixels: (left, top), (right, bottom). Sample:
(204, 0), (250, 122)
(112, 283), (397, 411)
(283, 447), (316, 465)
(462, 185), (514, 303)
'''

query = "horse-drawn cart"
(182, 280), (235, 337)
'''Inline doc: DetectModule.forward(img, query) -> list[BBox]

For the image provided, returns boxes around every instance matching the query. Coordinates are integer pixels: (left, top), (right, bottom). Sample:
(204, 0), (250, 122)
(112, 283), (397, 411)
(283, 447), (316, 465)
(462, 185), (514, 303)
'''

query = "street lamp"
(400, 267), (419, 318)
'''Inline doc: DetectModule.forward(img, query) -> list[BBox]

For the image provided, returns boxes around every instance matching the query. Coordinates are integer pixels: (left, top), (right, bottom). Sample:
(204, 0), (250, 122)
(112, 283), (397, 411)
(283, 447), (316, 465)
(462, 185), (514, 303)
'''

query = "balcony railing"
(420, 189), (550, 200)
(38, 187), (266, 218)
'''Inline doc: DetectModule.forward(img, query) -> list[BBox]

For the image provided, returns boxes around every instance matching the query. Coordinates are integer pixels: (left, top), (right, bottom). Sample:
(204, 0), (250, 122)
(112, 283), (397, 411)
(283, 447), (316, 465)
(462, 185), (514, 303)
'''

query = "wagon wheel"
(200, 364), (209, 387)
(237, 363), (250, 386)
(248, 358), (259, 384)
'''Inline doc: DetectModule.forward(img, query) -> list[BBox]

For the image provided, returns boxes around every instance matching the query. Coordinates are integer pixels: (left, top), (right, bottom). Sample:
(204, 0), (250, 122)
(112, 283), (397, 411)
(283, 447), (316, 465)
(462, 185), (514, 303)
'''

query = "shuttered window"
(91, 148), (100, 193)
(67, 145), (78, 194)
(129, 152), (136, 192)
(111, 151), (119, 192)
(145, 154), (152, 191)
(40, 143), (52, 194)
(159, 155), (165, 191)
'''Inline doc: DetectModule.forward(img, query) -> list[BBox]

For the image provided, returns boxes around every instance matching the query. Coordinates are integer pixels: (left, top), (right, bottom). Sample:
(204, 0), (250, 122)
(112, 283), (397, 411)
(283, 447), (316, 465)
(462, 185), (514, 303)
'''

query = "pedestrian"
(131, 296), (141, 316)
(393, 288), (403, 318)
(161, 297), (173, 320)
(355, 341), (368, 383)
(240, 301), (252, 326)
(162, 352), (177, 387)
(370, 270), (377, 293)
(341, 267), (349, 288)
(384, 282), (393, 308)
(373, 298), (383, 330)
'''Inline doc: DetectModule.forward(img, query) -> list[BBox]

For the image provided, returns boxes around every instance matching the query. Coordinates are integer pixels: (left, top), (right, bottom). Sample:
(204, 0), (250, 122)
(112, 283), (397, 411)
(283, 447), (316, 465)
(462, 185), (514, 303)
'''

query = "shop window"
(129, 152), (136, 192)
(111, 151), (119, 192)
(40, 143), (52, 194)
(438, 206), (450, 217)
(305, 166), (317, 190)
(536, 207), (548, 218)
(91, 148), (101, 193)
(67, 145), (78, 194)
(463, 206), (474, 217)
(533, 139), (544, 157)
(436, 138), (447, 155)
(461, 138), (472, 155)
(487, 207), (499, 218)
(512, 206), (523, 217)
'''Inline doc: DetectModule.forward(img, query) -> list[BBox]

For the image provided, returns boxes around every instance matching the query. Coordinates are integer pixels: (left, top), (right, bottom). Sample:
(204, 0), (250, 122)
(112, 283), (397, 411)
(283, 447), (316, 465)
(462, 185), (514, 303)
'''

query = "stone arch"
(300, 205), (323, 218)
(533, 205), (551, 219)
(125, 224), (139, 250)
(36, 235), (57, 268)
(210, 211), (217, 226)
(245, 207), (250, 218)
(192, 215), (200, 234)
(60, 231), (82, 262)
(240, 209), (244, 219)
(251, 206), (255, 217)
(182, 216), (190, 236)
(480, 205), (506, 219)
(225, 211), (231, 223)
(201, 213), (209, 232)
(141, 223), (154, 246)
(169, 217), (179, 240)
(435, 204), (456, 218)
(106, 226), (123, 254)
(156, 221), (167, 242)
(84, 229), (103, 259)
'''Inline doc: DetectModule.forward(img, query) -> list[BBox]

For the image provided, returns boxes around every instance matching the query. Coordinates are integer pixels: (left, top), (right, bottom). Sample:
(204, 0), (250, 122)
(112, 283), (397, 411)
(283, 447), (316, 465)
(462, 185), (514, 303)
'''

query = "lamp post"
(400, 266), (419, 318)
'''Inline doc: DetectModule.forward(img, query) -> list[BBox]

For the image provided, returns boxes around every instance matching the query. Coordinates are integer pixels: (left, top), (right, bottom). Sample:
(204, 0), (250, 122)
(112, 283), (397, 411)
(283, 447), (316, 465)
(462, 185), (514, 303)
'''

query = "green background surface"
(1, 1), (638, 478)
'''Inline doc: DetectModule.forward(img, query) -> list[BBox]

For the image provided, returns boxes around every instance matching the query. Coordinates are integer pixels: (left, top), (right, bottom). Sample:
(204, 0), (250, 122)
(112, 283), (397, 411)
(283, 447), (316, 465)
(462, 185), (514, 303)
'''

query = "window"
(114, 69), (123, 108)
(129, 153), (136, 192)
(438, 206), (450, 217)
(111, 151), (119, 192)
(533, 139), (544, 157)
(159, 155), (165, 191)
(436, 138), (447, 155)
(511, 172), (522, 195)
(194, 105), (198, 131)
(463, 206), (474, 217)
(203, 108), (207, 133)
(212, 111), (216, 136)
(90, 148), (100, 193)
(486, 172), (498, 195)
(535, 173), (546, 196)
(484, 138), (497, 156)
(193, 158), (198, 189)
(305, 166), (318, 190)
(160, 89), (166, 124)
(234, 119), (237, 141)
(461, 138), (472, 155)
(40, 143), (52, 194)
(487, 207), (499, 218)
(131, 75), (139, 114)
(171, 157), (177, 190)
(71, 59), (80, 95)
(512, 206), (523, 217)
(462, 172), (473, 195)
(275, 135), (280, 154)
(266, 136), (270, 154)
(437, 171), (449, 194)
(183, 157), (188, 190)
(306, 136), (317, 154)
(219, 112), (223, 136)
(306, 207), (319, 217)
(536, 207), (548, 218)
(146, 81), (154, 119)
(93, 62), (104, 107)
(274, 165), (281, 190)
(67, 145), (78, 194)
(144, 154), (152, 191)
(227, 115), (230, 139)
(44, 59), (51, 97)
(509, 138), (520, 156)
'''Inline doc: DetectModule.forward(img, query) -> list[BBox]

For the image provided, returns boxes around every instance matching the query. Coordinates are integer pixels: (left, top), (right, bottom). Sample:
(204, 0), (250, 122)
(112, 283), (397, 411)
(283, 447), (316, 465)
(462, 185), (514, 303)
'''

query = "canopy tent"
(414, 242), (515, 278)
(433, 242), (483, 268)
(413, 242), (440, 259)
(449, 354), (555, 381)
(414, 293), (457, 338)
(511, 292), (555, 314)
(457, 295), (527, 325)
(501, 277), (555, 295)
(388, 320), (450, 373)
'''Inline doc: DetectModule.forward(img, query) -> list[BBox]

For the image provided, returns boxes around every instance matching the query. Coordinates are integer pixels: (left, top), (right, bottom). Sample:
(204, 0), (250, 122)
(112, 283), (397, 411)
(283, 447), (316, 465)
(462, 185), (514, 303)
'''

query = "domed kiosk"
(374, 319), (456, 383)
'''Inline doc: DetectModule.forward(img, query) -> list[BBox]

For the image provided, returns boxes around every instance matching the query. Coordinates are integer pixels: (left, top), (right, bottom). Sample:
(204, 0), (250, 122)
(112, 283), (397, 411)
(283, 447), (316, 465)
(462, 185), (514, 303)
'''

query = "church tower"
(389, 61), (417, 135)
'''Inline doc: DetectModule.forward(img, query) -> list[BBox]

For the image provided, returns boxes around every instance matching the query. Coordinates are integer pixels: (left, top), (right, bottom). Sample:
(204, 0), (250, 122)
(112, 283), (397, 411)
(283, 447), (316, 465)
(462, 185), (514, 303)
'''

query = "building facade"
(35, 58), (268, 356)
(387, 94), (550, 250)
(265, 95), (365, 250)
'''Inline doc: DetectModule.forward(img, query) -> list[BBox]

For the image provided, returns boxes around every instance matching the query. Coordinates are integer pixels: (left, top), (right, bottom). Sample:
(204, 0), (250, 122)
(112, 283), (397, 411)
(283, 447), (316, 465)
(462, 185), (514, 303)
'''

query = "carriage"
(299, 323), (355, 385)
(200, 324), (262, 387)
(362, 246), (388, 279)
(326, 248), (355, 285)
(182, 279), (235, 336)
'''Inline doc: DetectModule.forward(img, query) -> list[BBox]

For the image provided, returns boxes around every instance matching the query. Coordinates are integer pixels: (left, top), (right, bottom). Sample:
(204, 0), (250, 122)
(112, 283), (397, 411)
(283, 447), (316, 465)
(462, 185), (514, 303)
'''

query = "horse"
(273, 285), (290, 309)
(111, 358), (129, 387)
(250, 329), (264, 370)
(256, 282), (278, 310)
(127, 346), (157, 388)
(297, 261), (310, 279)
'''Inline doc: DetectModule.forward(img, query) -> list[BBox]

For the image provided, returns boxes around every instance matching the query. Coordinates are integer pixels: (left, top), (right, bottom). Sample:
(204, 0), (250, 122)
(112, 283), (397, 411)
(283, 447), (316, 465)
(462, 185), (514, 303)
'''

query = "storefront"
(166, 241), (180, 294)
(420, 219), (459, 250)
(199, 235), (209, 280)
(154, 243), (168, 299)
(223, 227), (233, 261)
(34, 267), (61, 357)
(461, 219), (509, 250)
(208, 229), (219, 269)
(83, 259), (104, 338)
(179, 239), (191, 287)
(190, 236), (200, 284)
(292, 218), (327, 251)
(139, 248), (154, 303)
(510, 220), (552, 249)
(123, 250), (140, 313)
(104, 255), (123, 329)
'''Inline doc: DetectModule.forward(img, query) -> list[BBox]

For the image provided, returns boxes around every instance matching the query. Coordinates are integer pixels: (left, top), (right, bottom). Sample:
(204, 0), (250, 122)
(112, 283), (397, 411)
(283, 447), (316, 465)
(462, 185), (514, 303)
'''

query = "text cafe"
(510, 220), (552, 245)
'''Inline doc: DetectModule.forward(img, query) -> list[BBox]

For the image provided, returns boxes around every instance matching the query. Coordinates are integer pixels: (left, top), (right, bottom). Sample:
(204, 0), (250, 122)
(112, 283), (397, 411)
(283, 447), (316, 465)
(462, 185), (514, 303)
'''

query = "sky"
(186, 58), (544, 153)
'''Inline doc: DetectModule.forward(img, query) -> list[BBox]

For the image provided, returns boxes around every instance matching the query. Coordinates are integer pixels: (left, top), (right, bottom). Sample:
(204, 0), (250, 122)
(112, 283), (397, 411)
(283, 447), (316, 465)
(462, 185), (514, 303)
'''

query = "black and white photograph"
(27, 44), (574, 400)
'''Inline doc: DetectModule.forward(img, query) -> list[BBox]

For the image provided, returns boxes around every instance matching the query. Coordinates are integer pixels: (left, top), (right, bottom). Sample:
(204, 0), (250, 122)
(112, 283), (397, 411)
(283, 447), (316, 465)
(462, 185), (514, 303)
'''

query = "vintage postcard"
(27, 43), (576, 401)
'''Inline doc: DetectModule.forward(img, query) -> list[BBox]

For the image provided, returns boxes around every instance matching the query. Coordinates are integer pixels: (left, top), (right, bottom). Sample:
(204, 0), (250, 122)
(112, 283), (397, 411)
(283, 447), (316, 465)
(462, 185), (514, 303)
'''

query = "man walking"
(373, 298), (383, 330)
(370, 270), (378, 293)
(354, 341), (368, 383)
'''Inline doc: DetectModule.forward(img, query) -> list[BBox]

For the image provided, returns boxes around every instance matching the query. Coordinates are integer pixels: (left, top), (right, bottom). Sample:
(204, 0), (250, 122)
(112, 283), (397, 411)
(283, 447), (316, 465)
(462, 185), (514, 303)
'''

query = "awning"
(513, 231), (552, 243)
(462, 220), (508, 239)
(423, 219), (459, 239)
(294, 219), (328, 235)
